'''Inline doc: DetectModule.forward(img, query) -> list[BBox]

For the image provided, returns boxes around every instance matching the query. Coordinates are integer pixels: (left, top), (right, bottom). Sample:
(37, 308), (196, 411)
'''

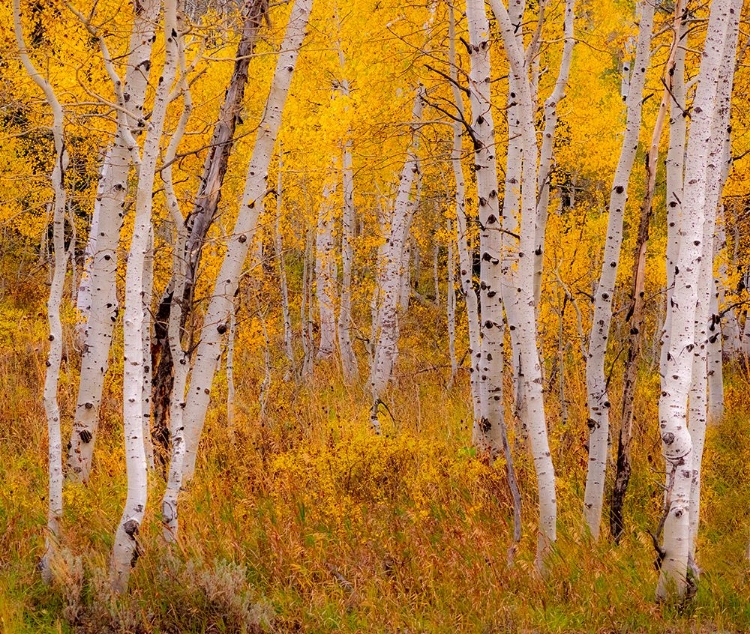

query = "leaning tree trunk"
(583, 0), (654, 540)
(111, 0), (179, 594)
(369, 90), (424, 433)
(151, 0), (268, 450)
(656, 0), (739, 600)
(176, 0), (313, 488)
(13, 0), (68, 579)
(67, 0), (160, 484)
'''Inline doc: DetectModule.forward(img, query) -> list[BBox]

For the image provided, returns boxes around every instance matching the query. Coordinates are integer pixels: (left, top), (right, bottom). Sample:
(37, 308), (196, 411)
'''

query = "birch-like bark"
(660, 24), (688, 380)
(180, 0), (313, 482)
(447, 218), (457, 385)
(112, 0), (179, 594)
(369, 90), (424, 432)
(335, 19), (358, 383)
(490, 0), (556, 566)
(611, 0), (685, 542)
(686, 11), (738, 572)
(657, 0), (739, 600)
(275, 150), (295, 377)
(14, 0), (68, 579)
(152, 0), (267, 448)
(448, 3), (481, 421)
(315, 180), (337, 359)
(68, 0), (160, 483)
(160, 53), (193, 541)
(583, 0), (654, 540)
(466, 0), (505, 457)
(338, 137), (358, 381)
(142, 228), (155, 470)
(301, 224), (314, 378)
(533, 0), (575, 306)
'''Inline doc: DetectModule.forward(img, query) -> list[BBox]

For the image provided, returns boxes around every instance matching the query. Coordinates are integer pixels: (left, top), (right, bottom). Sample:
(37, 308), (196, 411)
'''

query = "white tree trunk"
(490, 0), (557, 567)
(448, 4), (481, 422)
(180, 0), (313, 483)
(68, 0), (161, 483)
(142, 228), (155, 470)
(447, 218), (457, 385)
(466, 0), (505, 457)
(338, 137), (359, 381)
(369, 90), (424, 432)
(112, 0), (179, 594)
(13, 0), (68, 579)
(583, 0), (654, 540)
(533, 0), (575, 306)
(657, 0), (739, 600)
(275, 151), (295, 377)
(315, 180), (337, 359)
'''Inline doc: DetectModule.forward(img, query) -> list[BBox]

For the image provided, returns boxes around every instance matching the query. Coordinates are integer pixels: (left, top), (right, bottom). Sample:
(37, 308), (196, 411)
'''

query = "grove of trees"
(3, 0), (750, 629)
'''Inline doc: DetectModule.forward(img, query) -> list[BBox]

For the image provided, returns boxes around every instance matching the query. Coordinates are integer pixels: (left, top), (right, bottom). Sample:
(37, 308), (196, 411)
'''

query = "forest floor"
(1, 288), (749, 634)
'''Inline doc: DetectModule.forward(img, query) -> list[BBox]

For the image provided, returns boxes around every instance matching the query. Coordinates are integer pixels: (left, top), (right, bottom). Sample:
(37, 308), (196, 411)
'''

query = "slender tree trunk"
(179, 0), (313, 484)
(112, 0), (179, 593)
(657, 0), (739, 600)
(490, 0), (556, 568)
(448, 4), (481, 422)
(533, 0), (575, 307)
(583, 0), (654, 539)
(315, 180), (337, 359)
(611, 0), (685, 542)
(338, 137), (358, 381)
(14, 0), (68, 579)
(275, 150), (295, 377)
(447, 218), (457, 386)
(151, 0), (268, 448)
(67, 0), (161, 484)
(369, 89), (424, 433)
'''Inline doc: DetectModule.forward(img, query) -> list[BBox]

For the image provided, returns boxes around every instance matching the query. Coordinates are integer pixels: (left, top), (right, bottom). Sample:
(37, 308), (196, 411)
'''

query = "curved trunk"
(14, 0), (68, 578)
(68, 0), (161, 484)
(180, 0), (313, 483)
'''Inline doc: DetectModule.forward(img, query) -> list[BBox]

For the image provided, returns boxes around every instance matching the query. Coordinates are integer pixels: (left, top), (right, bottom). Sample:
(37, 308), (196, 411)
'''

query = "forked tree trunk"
(178, 0), (313, 485)
(151, 0), (268, 449)
(112, 0), (179, 594)
(490, 0), (556, 567)
(583, 0), (654, 539)
(68, 0), (161, 484)
(13, 0), (68, 579)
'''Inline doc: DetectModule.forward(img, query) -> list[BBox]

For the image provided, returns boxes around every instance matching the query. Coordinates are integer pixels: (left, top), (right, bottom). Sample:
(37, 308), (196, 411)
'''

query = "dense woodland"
(2, 0), (750, 630)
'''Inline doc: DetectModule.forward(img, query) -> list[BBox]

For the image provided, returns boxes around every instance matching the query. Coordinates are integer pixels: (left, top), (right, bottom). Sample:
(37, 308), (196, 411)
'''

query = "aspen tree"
(68, 0), (161, 484)
(687, 6), (738, 573)
(315, 180), (338, 359)
(112, 0), (180, 593)
(152, 0), (268, 441)
(275, 150), (296, 377)
(465, 0), (505, 457)
(489, 0), (556, 566)
(583, 0), (654, 540)
(533, 0), (575, 307)
(657, 0), (740, 600)
(369, 89), (424, 432)
(612, 0), (686, 542)
(178, 0), (314, 484)
(447, 217), (458, 385)
(448, 2), (481, 422)
(336, 28), (359, 382)
(13, 0), (68, 579)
